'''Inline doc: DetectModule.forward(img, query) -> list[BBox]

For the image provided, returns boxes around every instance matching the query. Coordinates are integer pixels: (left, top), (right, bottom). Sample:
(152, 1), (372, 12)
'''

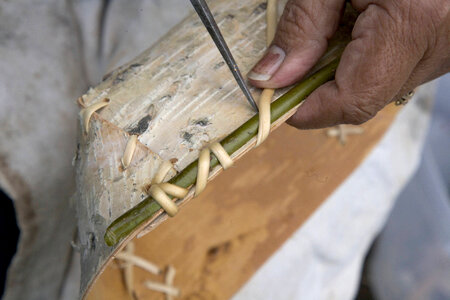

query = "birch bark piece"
(75, 0), (344, 298)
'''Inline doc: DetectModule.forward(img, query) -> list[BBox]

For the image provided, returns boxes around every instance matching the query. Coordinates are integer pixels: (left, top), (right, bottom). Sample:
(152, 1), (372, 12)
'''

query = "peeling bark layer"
(76, 1), (280, 297)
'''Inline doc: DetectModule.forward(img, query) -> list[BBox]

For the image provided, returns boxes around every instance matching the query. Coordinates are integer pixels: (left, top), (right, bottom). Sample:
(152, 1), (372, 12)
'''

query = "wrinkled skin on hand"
(248, 0), (450, 128)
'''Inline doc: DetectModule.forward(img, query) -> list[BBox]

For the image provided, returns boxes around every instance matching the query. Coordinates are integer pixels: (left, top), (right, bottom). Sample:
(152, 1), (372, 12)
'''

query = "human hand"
(248, 0), (450, 129)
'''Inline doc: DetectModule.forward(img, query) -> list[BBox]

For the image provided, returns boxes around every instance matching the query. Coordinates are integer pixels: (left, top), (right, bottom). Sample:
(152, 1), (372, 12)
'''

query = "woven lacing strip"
(150, 0), (279, 216)
(150, 142), (233, 217)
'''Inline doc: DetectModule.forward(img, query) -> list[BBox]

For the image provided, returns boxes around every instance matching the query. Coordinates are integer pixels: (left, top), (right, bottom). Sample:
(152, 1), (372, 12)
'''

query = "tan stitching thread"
(149, 161), (189, 217)
(195, 147), (211, 196)
(158, 182), (189, 199)
(255, 0), (278, 147)
(255, 88), (274, 146)
(115, 242), (180, 299)
(77, 96), (86, 108)
(149, 185), (180, 217)
(165, 265), (176, 300)
(115, 252), (162, 275)
(121, 242), (135, 298)
(326, 125), (364, 145)
(149, 142), (233, 217)
(152, 160), (174, 184)
(195, 142), (233, 196)
(144, 281), (180, 297)
(80, 97), (110, 134)
(266, 0), (278, 43)
(121, 135), (138, 169)
(209, 142), (233, 169)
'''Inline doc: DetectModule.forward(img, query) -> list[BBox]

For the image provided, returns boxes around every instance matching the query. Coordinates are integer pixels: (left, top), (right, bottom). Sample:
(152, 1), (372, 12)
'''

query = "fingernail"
(248, 45), (285, 81)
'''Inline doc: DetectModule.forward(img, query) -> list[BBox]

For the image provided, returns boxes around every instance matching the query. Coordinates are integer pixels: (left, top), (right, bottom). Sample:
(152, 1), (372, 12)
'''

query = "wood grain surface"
(87, 104), (400, 300)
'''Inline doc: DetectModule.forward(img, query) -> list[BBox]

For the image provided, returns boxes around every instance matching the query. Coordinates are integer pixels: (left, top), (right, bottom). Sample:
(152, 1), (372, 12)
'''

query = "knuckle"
(276, 0), (342, 50)
(341, 98), (381, 125)
(279, 0), (320, 38)
(410, 0), (450, 54)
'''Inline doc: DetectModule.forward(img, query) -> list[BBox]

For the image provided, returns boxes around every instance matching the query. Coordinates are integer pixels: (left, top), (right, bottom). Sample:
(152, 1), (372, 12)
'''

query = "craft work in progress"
(73, 1), (403, 299)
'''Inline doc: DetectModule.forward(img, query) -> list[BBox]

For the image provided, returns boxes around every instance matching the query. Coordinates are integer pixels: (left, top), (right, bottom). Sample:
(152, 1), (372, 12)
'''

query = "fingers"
(248, 0), (345, 89)
(287, 5), (424, 129)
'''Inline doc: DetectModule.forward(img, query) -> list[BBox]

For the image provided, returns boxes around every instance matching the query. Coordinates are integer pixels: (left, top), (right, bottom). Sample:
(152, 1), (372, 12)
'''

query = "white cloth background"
(368, 76), (450, 300)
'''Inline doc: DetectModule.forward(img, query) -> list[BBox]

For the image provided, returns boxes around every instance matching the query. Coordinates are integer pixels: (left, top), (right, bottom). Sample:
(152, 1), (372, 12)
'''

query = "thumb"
(248, 0), (345, 89)
(287, 5), (424, 129)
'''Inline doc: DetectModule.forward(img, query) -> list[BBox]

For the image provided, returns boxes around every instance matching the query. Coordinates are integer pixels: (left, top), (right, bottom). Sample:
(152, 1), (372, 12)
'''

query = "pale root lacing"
(80, 98), (110, 134)
(255, 0), (278, 147)
(121, 135), (138, 169)
(151, 142), (233, 217)
(115, 242), (180, 298)
(195, 141), (233, 196)
(149, 161), (189, 217)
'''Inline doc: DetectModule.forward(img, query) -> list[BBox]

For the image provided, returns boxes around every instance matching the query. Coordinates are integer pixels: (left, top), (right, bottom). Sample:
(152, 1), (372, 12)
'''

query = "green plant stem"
(104, 58), (340, 246)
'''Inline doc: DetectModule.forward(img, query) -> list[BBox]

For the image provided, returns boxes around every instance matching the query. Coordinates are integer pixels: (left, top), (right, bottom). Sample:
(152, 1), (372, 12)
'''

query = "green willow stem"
(104, 58), (339, 246)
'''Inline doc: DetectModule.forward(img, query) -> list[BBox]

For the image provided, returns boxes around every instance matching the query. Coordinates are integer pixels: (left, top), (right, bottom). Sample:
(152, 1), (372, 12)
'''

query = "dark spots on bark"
(181, 131), (193, 143)
(112, 73), (126, 85)
(213, 61), (225, 70)
(159, 95), (172, 102)
(226, 14), (235, 19)
(129, 63), (142, 68)
(73, 143), (81, 163)
(193, 118), (210, 127)
(91, 214), (105, 226)
(111, 63), (143, 85)
(253, 2), (267, 15)
(102, 71), (112, 81)
(112, 175), (123, 183)
(128, 115), (152, 135)
(178, 55), (190, 63)
(169, 158), (178, 164)
(87, 232), (96, 251)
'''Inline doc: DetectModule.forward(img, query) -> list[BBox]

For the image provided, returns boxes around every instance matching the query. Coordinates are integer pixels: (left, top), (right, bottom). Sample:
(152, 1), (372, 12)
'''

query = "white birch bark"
(74, 0), (287, 297)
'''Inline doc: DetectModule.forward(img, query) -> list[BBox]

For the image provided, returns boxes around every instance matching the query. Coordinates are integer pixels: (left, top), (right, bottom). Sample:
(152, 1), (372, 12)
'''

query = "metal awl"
(189, 0), (259, 112)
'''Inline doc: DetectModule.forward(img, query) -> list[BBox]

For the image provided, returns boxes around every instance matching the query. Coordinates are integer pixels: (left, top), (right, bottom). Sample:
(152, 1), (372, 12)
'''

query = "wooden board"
(87, 104), (399, 300)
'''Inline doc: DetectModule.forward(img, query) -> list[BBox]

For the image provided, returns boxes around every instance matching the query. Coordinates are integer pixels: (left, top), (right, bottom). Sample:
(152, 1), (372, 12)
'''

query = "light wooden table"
(88, 104), (399, 300)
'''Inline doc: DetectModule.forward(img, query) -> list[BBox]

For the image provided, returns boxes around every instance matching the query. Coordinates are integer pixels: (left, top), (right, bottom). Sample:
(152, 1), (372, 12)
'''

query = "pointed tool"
(190, 0), (259, 112)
